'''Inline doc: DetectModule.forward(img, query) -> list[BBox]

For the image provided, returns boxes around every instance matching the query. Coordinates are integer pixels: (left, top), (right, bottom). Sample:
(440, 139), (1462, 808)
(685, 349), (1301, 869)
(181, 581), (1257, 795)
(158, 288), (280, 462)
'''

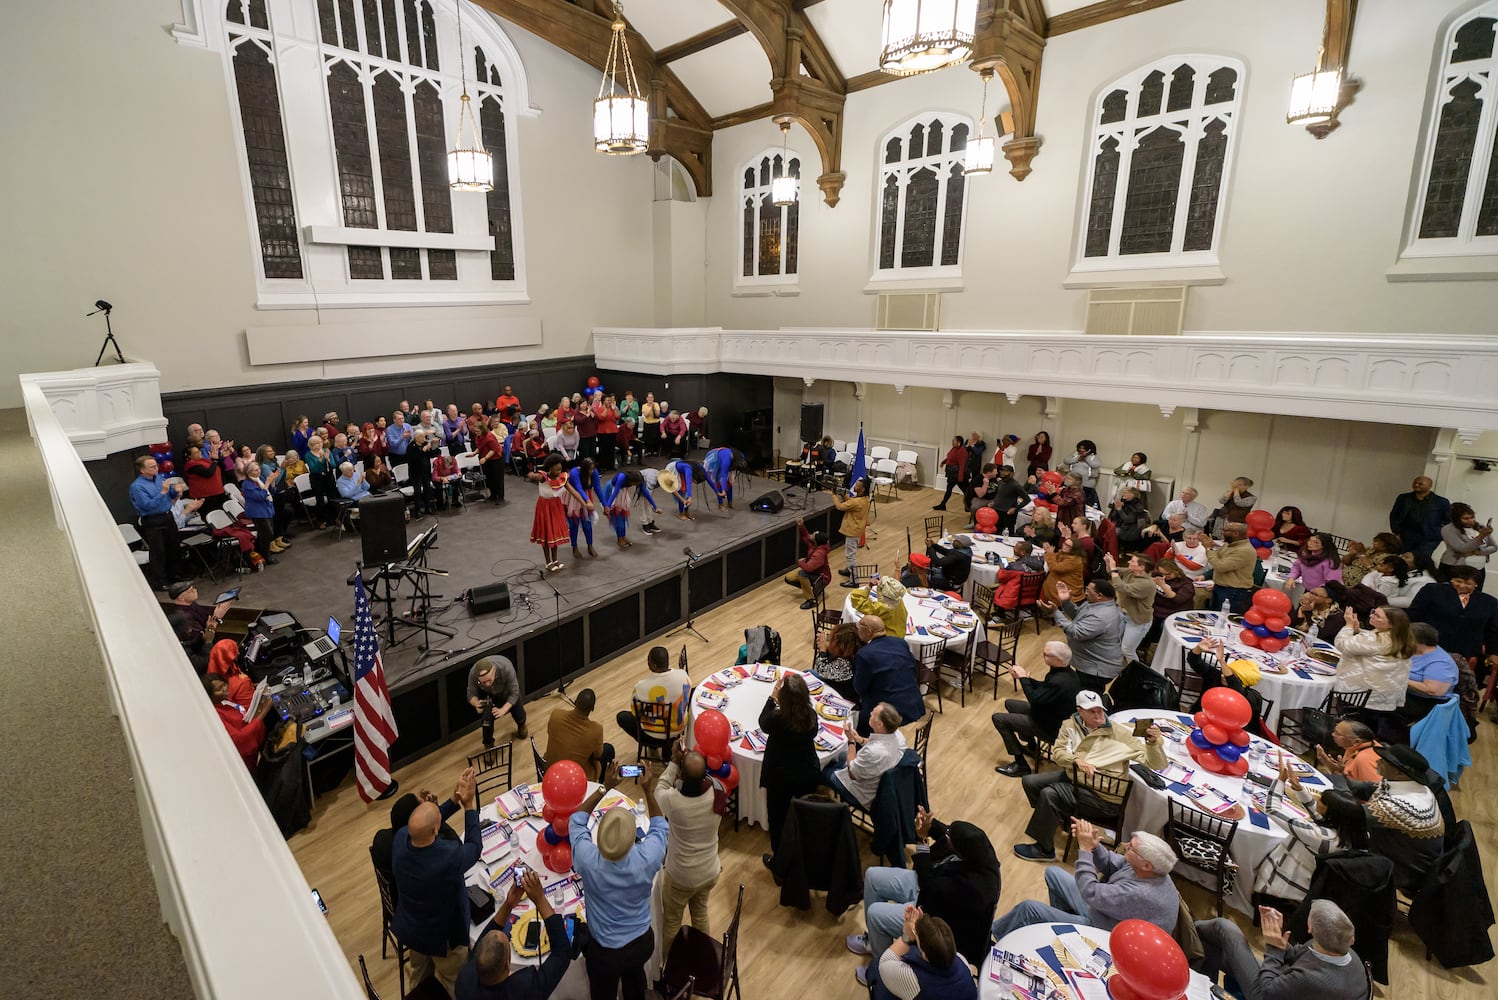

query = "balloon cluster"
(974, 506), (998, 532)
(1033, 470), (1064, 511)
(1244, 509), (1276, 560)
(537, 760), (587, 873)
(1186, 687), (1253, 776)
(1238, 588), (1293, 653)
(691, 709), (741, 794)
(149, 442), (175, 475)
(1108, 919), (1191, 1000)
(583, 375), (605, 399)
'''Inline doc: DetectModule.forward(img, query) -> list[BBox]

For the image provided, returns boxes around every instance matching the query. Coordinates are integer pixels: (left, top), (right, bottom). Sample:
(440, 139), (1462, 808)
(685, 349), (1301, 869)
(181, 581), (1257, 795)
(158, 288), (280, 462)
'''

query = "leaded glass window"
(1407, 4), (1498, 252)
(875, 112), (972, 276)
(1079, 56), (1243, 266)
(738, 148), (802, 283)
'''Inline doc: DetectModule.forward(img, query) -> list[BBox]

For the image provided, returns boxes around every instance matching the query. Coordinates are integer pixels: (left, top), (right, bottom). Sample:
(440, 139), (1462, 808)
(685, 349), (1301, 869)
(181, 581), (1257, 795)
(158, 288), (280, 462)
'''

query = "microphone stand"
(667, 552), (710, 644)
(87, 304), (126, 367)
(539, 571), (574, 706)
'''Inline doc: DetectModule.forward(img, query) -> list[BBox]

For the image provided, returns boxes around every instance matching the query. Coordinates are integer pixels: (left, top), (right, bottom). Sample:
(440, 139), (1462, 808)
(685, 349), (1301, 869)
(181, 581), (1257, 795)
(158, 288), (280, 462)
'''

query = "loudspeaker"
(750, 490), (785, 514)
(799, 403), (824, 445)
(467, 582), (512, 615)
(359, 495), (408, 565)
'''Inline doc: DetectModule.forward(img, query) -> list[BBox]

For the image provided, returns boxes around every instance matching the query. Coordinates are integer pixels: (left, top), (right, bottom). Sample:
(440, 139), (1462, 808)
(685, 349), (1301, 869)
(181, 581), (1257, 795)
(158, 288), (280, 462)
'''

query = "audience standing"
(759, 671), (824, 866)
(1389, 476), (1450, 559)
(654, 746), (721, 952)
(1041, 580), (1124, 694)
(392, 767), (481, 995)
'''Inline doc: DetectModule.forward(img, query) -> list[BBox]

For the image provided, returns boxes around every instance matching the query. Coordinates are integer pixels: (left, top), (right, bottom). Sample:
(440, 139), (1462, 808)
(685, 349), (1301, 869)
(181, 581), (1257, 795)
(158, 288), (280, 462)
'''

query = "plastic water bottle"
(303, 662), (313, 686)
(1218, 598), (1232, 636)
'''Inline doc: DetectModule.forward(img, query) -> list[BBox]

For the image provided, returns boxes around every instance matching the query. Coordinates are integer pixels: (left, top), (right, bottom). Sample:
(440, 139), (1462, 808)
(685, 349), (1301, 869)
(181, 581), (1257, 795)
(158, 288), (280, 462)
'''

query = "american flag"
(352, 575), (398, 802)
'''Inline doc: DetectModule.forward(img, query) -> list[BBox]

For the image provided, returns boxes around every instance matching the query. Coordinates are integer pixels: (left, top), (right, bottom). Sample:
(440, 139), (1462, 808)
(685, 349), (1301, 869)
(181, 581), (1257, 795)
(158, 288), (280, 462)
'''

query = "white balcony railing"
(21, 379), (363, 1000)
(594, 327), (1498, 433)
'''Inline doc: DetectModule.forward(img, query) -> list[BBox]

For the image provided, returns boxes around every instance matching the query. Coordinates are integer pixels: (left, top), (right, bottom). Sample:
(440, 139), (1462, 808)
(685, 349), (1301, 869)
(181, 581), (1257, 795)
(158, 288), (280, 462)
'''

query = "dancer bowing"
(703, 447), (750, 511)
(657, 460), (709, 521)
(565, 458), (606, 559)
(528, 456), (579, 572)
(601, 470), (660, 549)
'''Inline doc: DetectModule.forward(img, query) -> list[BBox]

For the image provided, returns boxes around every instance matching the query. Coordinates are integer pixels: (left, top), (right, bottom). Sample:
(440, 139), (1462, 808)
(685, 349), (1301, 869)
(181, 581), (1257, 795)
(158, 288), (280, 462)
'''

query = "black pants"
(272, 490), (297, 538)
(579, 436), (597, 463)
(936, 471), (960, 509)
(480, 701), (527, 746)
(992, 700), (1045, 762)
(765, 778), (822, 854)
(138, 512), (181, 588)
(1076, 671), (1110, 695)
(597, 437), (616, 471)
(615, 711), (674, 752)
(252, 516), (274, 561)
(644, 423), (661, 455)
(1214, 585), (1255, 615)
(1022, 770), (1119, 846)
(482, 459), (505, 503)
(311, 472), (338, 525)
(585, 928), (654, 1000)
(996, 507), (1020, 535)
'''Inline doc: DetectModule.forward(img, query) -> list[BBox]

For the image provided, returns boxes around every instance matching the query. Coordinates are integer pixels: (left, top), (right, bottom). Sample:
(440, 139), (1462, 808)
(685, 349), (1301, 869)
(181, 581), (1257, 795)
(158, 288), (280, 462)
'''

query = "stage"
(199, 468), (835, 766)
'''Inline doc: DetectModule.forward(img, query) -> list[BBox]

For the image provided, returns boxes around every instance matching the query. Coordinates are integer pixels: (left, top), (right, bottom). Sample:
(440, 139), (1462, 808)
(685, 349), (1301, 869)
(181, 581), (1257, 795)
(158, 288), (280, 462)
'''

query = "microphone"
(683, 546), (701, 562)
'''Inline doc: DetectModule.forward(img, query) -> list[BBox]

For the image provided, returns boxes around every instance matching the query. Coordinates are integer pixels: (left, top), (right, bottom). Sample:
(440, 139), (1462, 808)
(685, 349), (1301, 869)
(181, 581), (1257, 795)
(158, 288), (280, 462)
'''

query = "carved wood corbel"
(970, 0), (1046, 181)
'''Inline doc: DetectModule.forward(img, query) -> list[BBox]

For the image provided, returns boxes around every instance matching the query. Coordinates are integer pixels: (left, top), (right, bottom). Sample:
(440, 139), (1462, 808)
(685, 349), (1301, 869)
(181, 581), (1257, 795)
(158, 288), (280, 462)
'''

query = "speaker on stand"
(359, 495), (407, 565)
(799, 403), (824, 446)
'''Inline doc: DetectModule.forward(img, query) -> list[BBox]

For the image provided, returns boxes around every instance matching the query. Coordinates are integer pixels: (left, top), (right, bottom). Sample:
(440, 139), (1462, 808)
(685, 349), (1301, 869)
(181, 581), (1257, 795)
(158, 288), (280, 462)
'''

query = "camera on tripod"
(480, 696), (495, 747)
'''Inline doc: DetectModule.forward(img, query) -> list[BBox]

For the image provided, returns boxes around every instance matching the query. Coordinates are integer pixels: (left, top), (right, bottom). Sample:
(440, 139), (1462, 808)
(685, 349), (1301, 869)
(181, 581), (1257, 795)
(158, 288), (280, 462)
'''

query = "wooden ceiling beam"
(1045, 0), (1184, 37)
(655, 19), (749, 64)
(471, 0), (714, 194)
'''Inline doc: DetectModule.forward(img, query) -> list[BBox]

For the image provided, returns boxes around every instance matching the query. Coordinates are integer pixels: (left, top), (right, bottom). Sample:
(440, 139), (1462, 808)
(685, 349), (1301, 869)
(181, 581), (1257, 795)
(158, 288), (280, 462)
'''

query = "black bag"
(1300, 707), (1339, 752)
(1108, 659), (1180, 712)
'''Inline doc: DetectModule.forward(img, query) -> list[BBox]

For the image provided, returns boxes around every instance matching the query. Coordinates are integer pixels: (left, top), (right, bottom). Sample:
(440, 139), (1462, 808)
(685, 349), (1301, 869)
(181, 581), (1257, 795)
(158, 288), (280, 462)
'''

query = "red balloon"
(1201, 686), (1253, 730)
(694, 709), (731, 756)
(1200, 722), (1228, 745)
(1264, 616), (1288, 633)
(1244, 509), (1275, 530)
(721, 762), (740, 792)
(706, 754), (723, 771)
(1238, 628), (1261, 647)
(1254, 589), (1293, 615)
(1229, 728), (1251, 747)
(551, 814), (570, 837)
(549, 840), (573, 872)
(1255, 529), (1275, 542)
(1111, 919), (1191, 1000)
(975, 507), (999, 530)
(1109, 976), (1149, 1000)
(1243, 608), (1265, 626)
(541, 802), (557, 824)
(535, 828), (551, 855)
(1258, 547), (1273, 560)
(586, 376), (601, 388)
(1259, 636), (1287, 653)
(1192, 711), (1209, 729)
(542, 760), (589, 813)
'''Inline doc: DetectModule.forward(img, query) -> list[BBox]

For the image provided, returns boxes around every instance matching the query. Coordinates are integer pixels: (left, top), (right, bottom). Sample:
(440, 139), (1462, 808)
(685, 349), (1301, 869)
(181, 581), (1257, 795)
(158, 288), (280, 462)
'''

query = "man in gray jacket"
(1196, 901), (1369, 1000)
(1042, 579), (1124, 693)
(467, 656), (526, 744)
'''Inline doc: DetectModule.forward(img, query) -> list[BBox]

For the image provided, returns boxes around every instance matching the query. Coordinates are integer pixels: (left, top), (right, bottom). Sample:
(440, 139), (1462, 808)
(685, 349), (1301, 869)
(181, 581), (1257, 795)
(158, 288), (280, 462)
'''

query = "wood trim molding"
(1045, 0), (1185, 37)
(972, 1), (1046, 181)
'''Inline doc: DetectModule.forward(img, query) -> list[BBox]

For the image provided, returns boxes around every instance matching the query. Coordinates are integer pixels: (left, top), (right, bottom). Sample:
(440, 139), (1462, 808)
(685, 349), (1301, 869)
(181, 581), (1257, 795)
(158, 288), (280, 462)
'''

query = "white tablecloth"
(936, 532), (1017, 592)
(1111, 708), (1333, 915)
(464, 783), (660, 996)
(689, 665), (846, 830)
(979, 922), (1212, 1000)
(841, 589), (987, 655)
(1148, 611), (1340, 730)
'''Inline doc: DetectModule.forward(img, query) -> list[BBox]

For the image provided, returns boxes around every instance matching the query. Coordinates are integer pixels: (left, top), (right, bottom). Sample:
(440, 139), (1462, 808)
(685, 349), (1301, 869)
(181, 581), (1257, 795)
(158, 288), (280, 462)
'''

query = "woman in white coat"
(1360, 553), (1436, 609)
(1333, 605), (1417, 716)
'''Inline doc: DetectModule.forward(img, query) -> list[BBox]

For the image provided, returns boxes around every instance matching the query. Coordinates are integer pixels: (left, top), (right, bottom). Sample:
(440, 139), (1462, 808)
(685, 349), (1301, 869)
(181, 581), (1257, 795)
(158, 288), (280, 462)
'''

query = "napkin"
(1248, 809), (1270, 829)
(1292, 667), (1313, 680)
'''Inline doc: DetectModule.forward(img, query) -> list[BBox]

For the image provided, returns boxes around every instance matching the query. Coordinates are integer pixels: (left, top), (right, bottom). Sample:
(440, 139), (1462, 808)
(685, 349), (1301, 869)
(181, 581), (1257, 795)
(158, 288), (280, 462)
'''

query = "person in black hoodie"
(992, 641), (1083, 777)
(926, 536), (973, 592)
(845, 807), (1001, 990)
(759, 672), (824, 869)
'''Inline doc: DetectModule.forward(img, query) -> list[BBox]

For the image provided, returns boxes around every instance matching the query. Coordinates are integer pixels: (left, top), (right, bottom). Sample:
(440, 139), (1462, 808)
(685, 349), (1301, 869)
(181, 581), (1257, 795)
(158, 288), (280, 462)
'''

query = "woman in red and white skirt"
(529, 456), (578, 572)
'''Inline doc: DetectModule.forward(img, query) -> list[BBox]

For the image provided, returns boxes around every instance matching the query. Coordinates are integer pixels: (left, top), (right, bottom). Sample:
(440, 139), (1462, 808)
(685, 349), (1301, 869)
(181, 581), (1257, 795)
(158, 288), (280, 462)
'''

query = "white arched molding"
(867, 110), (974, 291)
(181, 0), (534, 308)
(1393, 2), (1498, 282)
(734, 146), (802, 296)
(1066, 55), (1245, 287)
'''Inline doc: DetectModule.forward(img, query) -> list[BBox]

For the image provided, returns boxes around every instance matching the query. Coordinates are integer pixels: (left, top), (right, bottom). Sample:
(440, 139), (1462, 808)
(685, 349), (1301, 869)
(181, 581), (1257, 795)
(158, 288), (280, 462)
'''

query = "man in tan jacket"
(834, 478), (871, 586)
(1013, 690), (1166, 862)
(1207, 522), (1258, 614)
(544, 688), (612, 780)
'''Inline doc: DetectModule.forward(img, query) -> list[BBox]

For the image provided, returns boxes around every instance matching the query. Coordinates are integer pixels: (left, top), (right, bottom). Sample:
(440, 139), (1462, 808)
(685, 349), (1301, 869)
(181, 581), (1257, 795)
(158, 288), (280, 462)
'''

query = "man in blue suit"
(852, 615), (926, 737)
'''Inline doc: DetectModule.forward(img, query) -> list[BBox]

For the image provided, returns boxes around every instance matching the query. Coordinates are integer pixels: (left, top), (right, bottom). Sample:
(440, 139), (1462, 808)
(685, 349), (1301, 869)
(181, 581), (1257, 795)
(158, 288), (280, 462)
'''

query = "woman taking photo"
(1272, 506), (1311, 551)
(759, 672), (823, 868)
(1025, 431), (1052, 478)
(933, 435), (967, 512)
(1333, 605), (1417, 720)
(1439, 502), (1496, 587)
(1286, 532), (1343, 593)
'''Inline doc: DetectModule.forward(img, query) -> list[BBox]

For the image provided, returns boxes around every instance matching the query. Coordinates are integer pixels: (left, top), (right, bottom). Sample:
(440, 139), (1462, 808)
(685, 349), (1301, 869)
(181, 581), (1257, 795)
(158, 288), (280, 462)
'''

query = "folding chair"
(872, 458), (899, 501)
(222, 498), (245, 520)
(293, 472), (318, 523)
(117, 523), (151, 569)
(1061, 764), (1135, 862)
(222, 481), (243, 504)
(915, 640), (945, 713)
(1165, 798), (1241, 916)
(869, 446), (892, 462)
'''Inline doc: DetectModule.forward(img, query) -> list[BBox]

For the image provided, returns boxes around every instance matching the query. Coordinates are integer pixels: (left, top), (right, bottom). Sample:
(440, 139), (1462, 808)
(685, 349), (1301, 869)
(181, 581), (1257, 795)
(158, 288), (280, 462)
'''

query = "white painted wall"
(705, 0), (1497, 337)
(0, 2), (658, 408)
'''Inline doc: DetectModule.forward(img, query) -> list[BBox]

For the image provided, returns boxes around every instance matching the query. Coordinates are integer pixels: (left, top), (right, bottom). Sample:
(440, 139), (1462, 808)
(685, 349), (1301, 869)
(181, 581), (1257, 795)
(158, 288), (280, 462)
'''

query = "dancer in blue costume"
(600, 470), (660, 548)
(564, 458), (605, 559)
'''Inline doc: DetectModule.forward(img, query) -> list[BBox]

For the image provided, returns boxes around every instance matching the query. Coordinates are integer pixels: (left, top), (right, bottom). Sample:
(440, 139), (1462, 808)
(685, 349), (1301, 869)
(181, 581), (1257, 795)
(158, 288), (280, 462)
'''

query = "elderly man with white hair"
(1195, 901), (1368, 1000)
(335, 461), (370, 502)
(851, 614), (926, 737)
(1160, 486), (1210, 535)
(992, 819), (1180, 939)
(991, 641), (1083, 777)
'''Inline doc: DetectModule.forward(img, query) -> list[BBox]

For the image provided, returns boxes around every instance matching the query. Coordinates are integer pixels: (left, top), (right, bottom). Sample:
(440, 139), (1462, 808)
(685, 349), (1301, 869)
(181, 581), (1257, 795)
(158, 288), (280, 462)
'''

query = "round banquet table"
(979, 922), (1212, 1000)
(1147, 610), (1340, 730)
(466, 782), (660, 998)
(841, 588), (986, 656)
(1111, 708), (1333, 915)
(689, 664), (847, 830)
(936, 532), (1017, 591)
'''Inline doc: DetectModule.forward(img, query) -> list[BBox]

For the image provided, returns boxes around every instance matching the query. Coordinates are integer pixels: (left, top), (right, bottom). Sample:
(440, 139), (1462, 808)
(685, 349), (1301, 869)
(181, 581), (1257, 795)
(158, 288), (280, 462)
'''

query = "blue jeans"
(990, 865), (1090, 941)
(822, 765), (865, 810)
(1121, 618), (1151, 662)
(863, 866), (920, 988)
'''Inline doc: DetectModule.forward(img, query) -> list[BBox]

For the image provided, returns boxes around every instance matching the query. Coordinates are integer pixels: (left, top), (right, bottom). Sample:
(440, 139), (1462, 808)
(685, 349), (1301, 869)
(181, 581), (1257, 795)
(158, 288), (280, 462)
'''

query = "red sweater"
(942, 445), (968, 481)
(214, 703), (266, 771)
(796, 525), (832, 586)
(184, 457), (224, 499)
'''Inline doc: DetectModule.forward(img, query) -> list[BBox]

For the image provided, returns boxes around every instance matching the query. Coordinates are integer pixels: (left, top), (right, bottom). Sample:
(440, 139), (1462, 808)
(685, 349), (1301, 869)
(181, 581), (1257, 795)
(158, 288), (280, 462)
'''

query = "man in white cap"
(569, 762), (669, 1000)
(1011, 690), (1165, 862)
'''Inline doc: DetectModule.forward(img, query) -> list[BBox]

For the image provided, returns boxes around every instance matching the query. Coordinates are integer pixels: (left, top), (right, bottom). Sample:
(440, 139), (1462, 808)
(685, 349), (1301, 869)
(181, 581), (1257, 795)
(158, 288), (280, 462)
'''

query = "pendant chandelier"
(448, 0), (493, 191)
(963, 68), (995, 175)
(594, 2), (649, 155)
(771, 118), (798, 207)
(1287, 7), (1341, 127)
(879, 0), (978, 77)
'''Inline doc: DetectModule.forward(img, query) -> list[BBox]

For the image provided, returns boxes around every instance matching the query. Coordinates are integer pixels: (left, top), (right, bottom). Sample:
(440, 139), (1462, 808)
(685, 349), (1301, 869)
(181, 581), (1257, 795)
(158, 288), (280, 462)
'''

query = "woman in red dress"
(530, 457), (583, 572)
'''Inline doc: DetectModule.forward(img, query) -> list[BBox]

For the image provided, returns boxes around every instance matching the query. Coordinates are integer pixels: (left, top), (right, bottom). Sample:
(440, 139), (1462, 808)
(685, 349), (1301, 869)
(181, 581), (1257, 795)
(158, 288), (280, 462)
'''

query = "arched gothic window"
(213, 0), (529, 307)
(875, 113), (972, 277)
(739, 149), (801, 285)
(1078, 57), (1243, 268)
(1407, 3), (1498, 254)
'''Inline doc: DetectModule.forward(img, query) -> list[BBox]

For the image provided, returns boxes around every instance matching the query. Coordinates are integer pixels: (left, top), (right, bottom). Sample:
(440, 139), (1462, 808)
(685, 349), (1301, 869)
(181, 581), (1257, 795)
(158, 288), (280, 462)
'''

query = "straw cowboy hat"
(657, 467), (680, 494)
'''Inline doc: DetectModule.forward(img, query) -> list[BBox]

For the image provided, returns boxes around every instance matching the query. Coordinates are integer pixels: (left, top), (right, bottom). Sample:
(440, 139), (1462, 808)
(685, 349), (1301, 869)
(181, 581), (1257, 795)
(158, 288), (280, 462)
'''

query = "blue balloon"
(1252, 624), (1272, 638)
(1216, 744), (1242, 763)
(1190, 729), (1213, 750)
(1272, 628), (1290, 639)
(1249, 538), (1267, 548)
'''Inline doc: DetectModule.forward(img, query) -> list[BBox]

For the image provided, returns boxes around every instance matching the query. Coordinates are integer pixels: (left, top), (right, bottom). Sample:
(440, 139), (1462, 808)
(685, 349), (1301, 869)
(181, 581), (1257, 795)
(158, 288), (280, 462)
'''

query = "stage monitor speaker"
(750, 490), (784, 514)
(800, 403), (824, 445)
(467, 582), (511, 615)
(359, 495), (408, 565)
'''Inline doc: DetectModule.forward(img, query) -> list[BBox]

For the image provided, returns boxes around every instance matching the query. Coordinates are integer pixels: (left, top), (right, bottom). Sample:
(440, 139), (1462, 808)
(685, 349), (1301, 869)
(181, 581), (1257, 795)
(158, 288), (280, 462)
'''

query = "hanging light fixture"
(771, 118), (798, 207)
(1286, 6), (1341, 127)
(594, 2), (649, 155)
(880, 0), (978, 77)
(448, 0), (493, 191)
(964, 68), (995, 175)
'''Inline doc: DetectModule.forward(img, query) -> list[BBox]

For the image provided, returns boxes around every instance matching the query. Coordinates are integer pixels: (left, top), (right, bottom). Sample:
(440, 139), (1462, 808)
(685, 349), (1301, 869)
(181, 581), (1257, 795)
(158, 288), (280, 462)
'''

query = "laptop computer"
(303, 616), (341, 660)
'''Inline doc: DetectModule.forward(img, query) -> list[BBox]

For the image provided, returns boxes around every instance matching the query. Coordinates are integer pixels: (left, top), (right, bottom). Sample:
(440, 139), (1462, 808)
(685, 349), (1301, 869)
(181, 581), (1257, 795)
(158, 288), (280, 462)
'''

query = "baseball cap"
(168, 581), (194, 599)
(1075, 690), (1105, 710)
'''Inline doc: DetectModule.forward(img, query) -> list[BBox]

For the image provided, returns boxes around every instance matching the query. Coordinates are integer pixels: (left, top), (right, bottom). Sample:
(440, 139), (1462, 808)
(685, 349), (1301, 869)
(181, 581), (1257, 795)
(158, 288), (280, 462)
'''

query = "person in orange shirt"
(1315, 719), (1382, 783)
(495, 385), (520, 416)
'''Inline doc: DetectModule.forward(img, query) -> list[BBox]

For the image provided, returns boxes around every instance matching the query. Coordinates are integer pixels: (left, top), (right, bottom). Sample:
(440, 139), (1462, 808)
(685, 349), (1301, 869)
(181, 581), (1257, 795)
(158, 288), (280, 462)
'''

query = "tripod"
(87, 300), (125, 366)
(539, 571), (574, 706)
(667, 552), (710, 644)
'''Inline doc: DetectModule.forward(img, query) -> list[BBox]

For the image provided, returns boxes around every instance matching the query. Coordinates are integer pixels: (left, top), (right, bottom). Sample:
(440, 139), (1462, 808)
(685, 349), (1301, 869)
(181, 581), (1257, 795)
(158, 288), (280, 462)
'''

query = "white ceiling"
(622, 0), (736, 53)
(669, 32), (773, 118)
(805, 0), (884, 80)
